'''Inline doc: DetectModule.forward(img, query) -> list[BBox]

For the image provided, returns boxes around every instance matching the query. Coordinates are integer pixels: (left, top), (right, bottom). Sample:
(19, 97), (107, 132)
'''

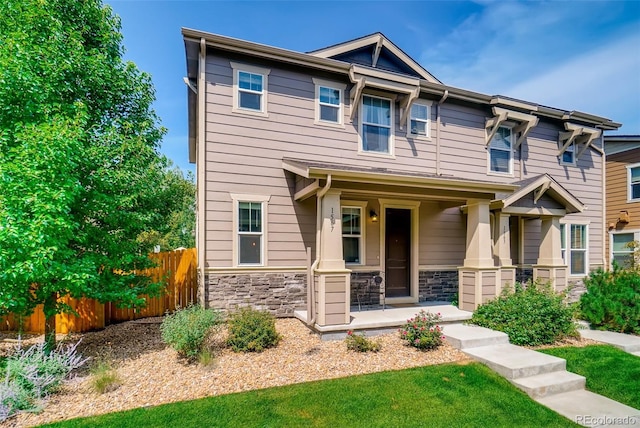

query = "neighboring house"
(182, 29), (621, 326)
(604, 135), (640, 269)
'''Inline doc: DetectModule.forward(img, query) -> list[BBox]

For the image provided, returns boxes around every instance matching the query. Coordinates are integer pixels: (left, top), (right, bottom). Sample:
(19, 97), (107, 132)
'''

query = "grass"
(89, 359), (121, 394)
(540, 344), (640, 409)
(43, 362), (577, 428)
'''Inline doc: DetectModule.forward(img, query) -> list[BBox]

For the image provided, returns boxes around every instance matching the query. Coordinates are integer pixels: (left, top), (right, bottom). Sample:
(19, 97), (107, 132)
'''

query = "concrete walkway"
(579, 328), (640, 357)
(444, 324), (640, 427)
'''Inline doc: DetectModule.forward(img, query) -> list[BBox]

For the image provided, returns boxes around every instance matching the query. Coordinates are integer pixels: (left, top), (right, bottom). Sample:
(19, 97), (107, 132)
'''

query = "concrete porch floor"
(294, 301), (472, 340)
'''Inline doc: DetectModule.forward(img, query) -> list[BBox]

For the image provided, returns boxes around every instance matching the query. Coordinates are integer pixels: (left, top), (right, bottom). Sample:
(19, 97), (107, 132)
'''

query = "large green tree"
(0, 0), (169, 346)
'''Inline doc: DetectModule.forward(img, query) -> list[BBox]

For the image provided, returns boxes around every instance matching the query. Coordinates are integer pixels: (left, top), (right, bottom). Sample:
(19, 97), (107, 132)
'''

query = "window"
(361, 95), (392, 154)
(561, 142), (575, 165)
(312, 79), (346, 126)
(408, 102), (430, 137)
(629, 164), (640, 201)
(561, 224), (588, 275)
(238, 202), (263, 265)
(488, 126), (513, 174)
(342, 207), (362, 264)
(230, 62), (270, 116)
(611, 232), (636, 269)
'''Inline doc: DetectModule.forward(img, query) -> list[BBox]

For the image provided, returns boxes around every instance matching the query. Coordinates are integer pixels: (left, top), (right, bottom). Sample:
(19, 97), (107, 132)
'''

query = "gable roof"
(604, 135), (640, 156)
(492, 174), (584, 214)
(308, 32), (441, 84)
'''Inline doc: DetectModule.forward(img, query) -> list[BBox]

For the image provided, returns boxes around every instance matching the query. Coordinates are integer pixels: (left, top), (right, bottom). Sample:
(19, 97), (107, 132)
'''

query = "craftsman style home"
(604, 135), (640, 269)
(182, 29), (620, 327)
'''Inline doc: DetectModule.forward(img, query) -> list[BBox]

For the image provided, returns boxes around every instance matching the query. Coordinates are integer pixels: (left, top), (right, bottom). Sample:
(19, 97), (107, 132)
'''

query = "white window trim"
(230, 62), (270, 117)
(407, 100), (432, 139)
(560, 221), (589, 277)
(341, 200), (367, 265)
(231, 193), (271, 267)
(312, 78), (346, 128)
(487, 124), (514, 176)
(559, 142), (576, 166)
(609, 229), (640, 269)
(358, 94), (395, 158)
(627, 163), (640, 202)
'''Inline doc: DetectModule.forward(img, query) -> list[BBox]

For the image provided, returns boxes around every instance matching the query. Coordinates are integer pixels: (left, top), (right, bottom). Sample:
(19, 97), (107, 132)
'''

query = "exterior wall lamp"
(370, 210), (378, 222)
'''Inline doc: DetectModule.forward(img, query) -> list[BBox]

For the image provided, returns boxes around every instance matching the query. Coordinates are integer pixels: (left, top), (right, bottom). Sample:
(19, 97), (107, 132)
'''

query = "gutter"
(307, 175), (332, 326)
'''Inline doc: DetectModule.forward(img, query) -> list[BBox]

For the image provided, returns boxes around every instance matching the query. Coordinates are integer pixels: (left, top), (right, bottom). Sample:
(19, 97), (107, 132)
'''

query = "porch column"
(459, 200), (499, 312)
(533, 216), (568, 292)
(315, 189), (350, 326)
(495, 212), (515, 292)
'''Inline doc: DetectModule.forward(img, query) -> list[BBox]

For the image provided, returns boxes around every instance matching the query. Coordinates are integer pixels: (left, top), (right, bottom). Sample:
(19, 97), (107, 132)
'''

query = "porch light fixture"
(370, 210), (378, 222)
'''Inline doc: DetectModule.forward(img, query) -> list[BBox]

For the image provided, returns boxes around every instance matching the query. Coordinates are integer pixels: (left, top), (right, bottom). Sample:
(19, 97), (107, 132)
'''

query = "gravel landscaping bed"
(3, 317), (470, 427)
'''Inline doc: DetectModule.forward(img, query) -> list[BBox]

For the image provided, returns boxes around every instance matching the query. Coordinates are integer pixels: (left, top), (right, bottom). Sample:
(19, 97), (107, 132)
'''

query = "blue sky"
(106, 0), (640, 173)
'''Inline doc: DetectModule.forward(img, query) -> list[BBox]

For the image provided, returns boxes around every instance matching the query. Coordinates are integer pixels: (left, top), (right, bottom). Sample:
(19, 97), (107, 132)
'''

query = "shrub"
(344, 331), (381, 352)
(161, 305), (221, 359)
(0, 340), (87, 421)
(399, 310), (445, 351)
(226, 307), (280, 353)
(470, 281), (577, 346)
(580, 268), (640, 334)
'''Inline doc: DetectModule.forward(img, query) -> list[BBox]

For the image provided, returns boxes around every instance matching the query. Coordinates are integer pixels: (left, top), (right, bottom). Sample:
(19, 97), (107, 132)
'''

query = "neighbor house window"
(408, 102), (430, 137)
(342, 207), (362, 264)
(230, 62), (270, 116)
(488, 126), (513, 174)
(561, 224), (588, 275)
(561, 142), (575, 165)
(611, 232), (637, 269)
(361, 95), (392, 154)
(629, 164), (640, 201)
(238, 202), (263, 265)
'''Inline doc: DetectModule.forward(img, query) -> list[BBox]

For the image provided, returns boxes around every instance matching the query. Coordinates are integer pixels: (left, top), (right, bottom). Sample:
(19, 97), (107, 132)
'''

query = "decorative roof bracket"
(486, 107), (538, 147)
(349, 67), (366, 121)
(534, 180), (551, 204)
(371, 36), (383, 68)
(558, 123), (602, 159)
(398, 87), (420, 130)
(513, 116), (539, 149)
(485, 110), (509, 146)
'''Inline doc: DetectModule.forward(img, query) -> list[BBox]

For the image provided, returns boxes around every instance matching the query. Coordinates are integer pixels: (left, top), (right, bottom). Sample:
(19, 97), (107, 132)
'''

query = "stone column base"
(315, 269), (351, 326)
(533, 265), (568, 293)
(458, 267), (499, 312)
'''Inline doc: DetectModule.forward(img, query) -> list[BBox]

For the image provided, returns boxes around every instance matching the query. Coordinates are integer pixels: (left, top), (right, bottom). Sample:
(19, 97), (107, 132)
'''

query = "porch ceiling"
(282, 158), (518, 199)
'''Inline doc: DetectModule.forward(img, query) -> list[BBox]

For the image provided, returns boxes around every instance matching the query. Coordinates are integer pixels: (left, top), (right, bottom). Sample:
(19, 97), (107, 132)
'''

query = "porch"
(294, 301), (472, 340)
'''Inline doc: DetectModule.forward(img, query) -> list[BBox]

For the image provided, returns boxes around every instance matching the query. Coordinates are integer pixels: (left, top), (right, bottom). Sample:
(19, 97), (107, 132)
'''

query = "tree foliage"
(0, 0), (173, 345)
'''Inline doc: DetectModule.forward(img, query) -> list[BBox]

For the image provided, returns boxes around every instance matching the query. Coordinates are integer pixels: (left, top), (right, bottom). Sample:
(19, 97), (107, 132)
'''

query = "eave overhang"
(282, 158), (518, 196)
(489, 174), (585, 214)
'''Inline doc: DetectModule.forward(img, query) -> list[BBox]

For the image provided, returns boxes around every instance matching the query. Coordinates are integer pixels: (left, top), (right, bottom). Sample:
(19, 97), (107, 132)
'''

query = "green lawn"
(45, 362), (577, 428)
(540, 345), (640, 410)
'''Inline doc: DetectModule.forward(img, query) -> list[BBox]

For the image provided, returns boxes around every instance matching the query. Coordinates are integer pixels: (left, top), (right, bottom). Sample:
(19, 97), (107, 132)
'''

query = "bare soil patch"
(2, 318), (471, 427)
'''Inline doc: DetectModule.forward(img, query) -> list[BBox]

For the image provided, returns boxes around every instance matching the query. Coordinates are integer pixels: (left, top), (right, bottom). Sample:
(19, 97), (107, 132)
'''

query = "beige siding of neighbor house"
(202, 52), (604, 272)
(605, 147), (640, 267)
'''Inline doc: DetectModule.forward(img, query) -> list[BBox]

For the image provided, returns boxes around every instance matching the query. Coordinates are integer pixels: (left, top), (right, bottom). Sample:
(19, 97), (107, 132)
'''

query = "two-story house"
(182, 29), (621, 328)
(604, 135), (640, 268)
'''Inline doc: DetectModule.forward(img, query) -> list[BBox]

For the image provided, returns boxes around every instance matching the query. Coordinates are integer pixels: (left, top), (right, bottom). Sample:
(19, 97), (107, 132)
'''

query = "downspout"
(307, 175), (332, 326)
(436, 90), (448, 176)
(602, 145), (607, 270)
(197, 38), (207, 305)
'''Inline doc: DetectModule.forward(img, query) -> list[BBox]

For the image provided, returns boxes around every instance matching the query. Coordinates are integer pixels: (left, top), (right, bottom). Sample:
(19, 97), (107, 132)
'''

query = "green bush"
(161, 305), (221, 359)
(399, 310), (445, 351)
(470, 281), (577, 346)
(344, 331), (381, 352)
(226, 307), (280, 353)
(580, 268), (640, 334)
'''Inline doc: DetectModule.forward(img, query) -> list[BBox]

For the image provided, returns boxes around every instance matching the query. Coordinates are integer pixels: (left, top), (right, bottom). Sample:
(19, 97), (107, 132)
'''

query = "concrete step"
(463, 344), (566, 379)
(443, 323), (509, 349)
(511, 370), (586, 399)
(537, 389), (640, 427)
(632, 351), (640, 357)
(579, 329), (640, 353)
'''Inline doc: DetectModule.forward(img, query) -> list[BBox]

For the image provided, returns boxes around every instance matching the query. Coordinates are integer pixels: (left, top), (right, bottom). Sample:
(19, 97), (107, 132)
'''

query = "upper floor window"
(408, 102), (430, 138)
(312, 78), (346, 127)
(629, 164), (640, 201)
(488, 126), (513, 174)
(561, 142), (575, 165)
(361, 95), (392, 155)
(230, 62), (270, 117)
(561, 223), (588, 276)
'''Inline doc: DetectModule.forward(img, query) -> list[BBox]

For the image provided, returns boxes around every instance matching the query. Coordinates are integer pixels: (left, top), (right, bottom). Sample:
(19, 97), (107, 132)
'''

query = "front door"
(385, 208), (411, 297)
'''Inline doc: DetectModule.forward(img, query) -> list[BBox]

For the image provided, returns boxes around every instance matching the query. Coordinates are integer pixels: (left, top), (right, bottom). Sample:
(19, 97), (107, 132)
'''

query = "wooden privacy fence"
(0, 248), (198, 334)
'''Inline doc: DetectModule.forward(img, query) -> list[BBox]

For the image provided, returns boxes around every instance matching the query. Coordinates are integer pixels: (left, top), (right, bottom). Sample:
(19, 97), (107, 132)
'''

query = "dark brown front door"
(385, 208), (411, 297)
